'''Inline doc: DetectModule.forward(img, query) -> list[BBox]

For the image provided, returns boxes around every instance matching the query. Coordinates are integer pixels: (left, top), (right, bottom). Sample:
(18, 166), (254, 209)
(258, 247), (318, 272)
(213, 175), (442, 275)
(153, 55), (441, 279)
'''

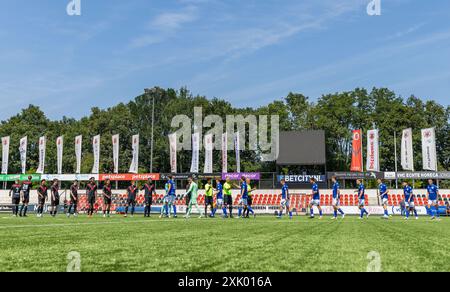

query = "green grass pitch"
(0, 214), (449, 272)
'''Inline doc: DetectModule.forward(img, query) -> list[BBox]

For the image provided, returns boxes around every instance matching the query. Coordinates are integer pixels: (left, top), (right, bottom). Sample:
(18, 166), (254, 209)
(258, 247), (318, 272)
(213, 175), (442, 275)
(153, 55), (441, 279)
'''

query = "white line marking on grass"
(0, 216), (442, 229)
(0, 220), (167, 229)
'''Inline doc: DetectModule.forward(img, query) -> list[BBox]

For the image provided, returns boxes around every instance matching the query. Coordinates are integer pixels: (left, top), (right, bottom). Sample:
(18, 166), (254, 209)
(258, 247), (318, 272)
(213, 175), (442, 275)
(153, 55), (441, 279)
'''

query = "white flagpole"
(394, 131), (398, 189)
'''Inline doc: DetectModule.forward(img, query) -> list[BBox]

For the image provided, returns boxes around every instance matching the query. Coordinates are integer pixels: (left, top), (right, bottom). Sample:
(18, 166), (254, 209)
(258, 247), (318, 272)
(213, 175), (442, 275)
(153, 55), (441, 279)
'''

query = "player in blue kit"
(244, 178), (256, 218)
(402, 181), (418, 220)
(356, 179), (370, 219)
(308, 178), (322, 219)
(331, 176), (345, 220)
(427, 179), (440, 220)
(237, 176), (254, 218)
(167, 176), (177, 218)
(377, 179), (390, 219)
(277, 179), (292, 219)
(212, 179), (227, 218)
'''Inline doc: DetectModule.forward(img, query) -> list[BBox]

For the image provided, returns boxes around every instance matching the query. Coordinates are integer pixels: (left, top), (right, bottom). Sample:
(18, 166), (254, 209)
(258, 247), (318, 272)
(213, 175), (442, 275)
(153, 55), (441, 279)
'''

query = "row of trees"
(0, 87), (448, 176)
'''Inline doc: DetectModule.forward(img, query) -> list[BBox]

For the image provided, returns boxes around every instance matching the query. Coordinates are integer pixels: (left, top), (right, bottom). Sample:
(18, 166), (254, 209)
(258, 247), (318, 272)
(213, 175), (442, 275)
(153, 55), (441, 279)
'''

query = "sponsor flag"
(56, 136), (64, 174)
(351, 129), (363, 172)
(222, 132), (227, 173)
(204, 133), (213, 174)
(92, 135), (100, 174)
(190, 132), (199, 173)
(19, 137), (27, 174)
(169, 133), (177, 173)
(235, 132), (241, 173)
(112, 134), (119, 174)
(366, 129), (379, 172)
(37, 136), (46, 174)
(421, 128), (437, 171)
(1, 137), (10, 174)
(401, 128), (414, 171)
(129, 134), (139, 174)
(75, 135), (82, 174)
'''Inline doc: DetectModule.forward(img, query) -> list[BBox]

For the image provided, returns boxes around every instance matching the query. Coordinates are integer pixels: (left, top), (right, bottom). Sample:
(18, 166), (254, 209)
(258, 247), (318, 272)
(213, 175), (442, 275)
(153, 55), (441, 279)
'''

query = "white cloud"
(129, 5), (199, 48)
(150, 6), (198, 30)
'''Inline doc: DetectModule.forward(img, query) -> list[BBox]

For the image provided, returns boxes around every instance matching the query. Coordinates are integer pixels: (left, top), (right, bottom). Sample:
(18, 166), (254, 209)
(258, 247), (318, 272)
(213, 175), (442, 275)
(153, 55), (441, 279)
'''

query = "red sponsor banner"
(99, 173), (160, 181)
(350, 130), (363, 172)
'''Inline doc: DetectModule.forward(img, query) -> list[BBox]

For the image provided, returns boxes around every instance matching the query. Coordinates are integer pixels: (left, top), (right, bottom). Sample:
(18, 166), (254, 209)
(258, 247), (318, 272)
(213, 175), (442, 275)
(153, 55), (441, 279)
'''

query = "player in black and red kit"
(20, 176), (33, 217)
(50, 179), (60, 217)
(125, 181), (138, 217)
(37, 179), (48, 217)
(142, 178), (156, 217)
(67, 180), (79, 218)
(9, 180), (22, 217)
(86, 177), (97, 217)
(102, 179), (113, 218)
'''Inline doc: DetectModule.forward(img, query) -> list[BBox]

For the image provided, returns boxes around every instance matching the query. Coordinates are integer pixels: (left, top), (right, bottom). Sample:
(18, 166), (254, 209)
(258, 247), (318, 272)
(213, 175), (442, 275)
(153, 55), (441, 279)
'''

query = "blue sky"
(0, 0), (449, 120)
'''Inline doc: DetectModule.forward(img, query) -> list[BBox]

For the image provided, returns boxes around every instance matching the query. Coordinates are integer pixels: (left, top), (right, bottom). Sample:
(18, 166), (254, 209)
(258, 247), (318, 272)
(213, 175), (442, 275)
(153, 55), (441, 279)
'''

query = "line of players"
(276, 176), (442, 220)
(8, 175), (256, 219)
(8, 176), (155, 218)
(8, 175), (443, 220)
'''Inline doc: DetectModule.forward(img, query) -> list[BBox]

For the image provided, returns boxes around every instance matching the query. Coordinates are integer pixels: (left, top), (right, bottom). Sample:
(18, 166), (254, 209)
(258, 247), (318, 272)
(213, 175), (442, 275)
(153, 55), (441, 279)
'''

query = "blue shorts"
(281, 199), (290, 208)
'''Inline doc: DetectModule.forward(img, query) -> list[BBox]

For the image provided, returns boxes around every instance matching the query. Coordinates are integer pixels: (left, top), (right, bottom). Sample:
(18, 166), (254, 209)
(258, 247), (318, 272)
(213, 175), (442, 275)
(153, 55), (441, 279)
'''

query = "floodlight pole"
(394, 131), (398, 189)
(145, 88), (156, 173)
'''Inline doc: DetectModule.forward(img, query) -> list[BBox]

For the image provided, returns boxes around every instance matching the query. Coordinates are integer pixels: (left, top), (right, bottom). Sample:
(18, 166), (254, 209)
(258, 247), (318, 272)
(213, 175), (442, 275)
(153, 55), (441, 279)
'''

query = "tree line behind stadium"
(0, 87), (448, 188)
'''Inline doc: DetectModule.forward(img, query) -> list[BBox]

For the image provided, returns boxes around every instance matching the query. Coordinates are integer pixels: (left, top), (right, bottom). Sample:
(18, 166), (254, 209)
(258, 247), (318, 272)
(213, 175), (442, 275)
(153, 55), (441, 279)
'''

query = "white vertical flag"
(129, 134), (139, 174)
(421, 128), (437, 171)
(112, 134), (119, 174)
(19, 136), (28, 174)
(366, 129), (379, 172)
(401, 128), (414, 171)
(37, 136), (46, 174)
(36, 136), (47, 174)
(169, 133), (177, 173)
(56, 136), (64, 175)
(190, 133), (200, 173)
(1, 137), (9, 174)
(204, 133), (213, 174)
(92, 135), (100, 174)
(222, 132), (228, 173)
(235, 132), (241, 173)
(75, 135), (82, 174)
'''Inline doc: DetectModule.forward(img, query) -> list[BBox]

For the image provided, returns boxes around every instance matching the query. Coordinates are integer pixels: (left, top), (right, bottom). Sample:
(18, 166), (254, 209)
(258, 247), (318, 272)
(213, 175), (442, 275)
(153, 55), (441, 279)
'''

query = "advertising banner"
(75, 135), (82, 174)
(37, 136), (46, 174)
(222, 172), (260, 180)
(56, 136), (64, 174)
(112, 134), (119, 174)
(350, 129), (363, 172)
(1, 136), (10, 174)
(384, 171), (450, 180)
(327, 172), (383, 180)
(401, 128), (414, 171)
(99, 173), (160, 181)
(204, 133), (213, 174)
(92, 135), (100, 174)
(19, 136), (27, 174)
(366, 129), (379, 172)
(421, 128), (437, 171)
(221, 132), (227, 174)
(0, 174), (41, 182)
(128, 134), (139, 174)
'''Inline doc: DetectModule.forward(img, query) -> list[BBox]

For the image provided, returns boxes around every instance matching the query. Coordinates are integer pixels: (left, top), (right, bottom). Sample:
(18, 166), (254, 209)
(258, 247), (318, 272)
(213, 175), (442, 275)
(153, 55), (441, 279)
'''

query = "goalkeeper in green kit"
(184, 177), (204, 219)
